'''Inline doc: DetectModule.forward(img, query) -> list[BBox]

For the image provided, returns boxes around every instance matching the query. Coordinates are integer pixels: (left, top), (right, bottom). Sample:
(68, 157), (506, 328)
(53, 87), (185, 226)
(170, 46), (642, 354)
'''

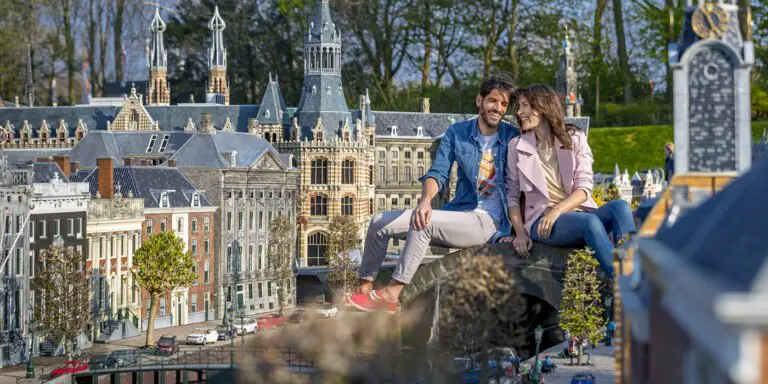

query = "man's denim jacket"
(420, 118), (520, 242)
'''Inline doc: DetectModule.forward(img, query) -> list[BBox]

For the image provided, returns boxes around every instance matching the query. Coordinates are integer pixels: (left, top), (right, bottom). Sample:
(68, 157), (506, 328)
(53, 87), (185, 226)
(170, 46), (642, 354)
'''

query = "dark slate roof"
(144, 105), (260, 132)
(0, 106), (119, 135)
(102, 80), (148, 98)
(70, 166), (212, 208)
(307, 0), (340, 44)
(32, 162), (69, 183)
(256, 75), (288, 125)
(654, 157), (768, 292)
(278, 153), (294, 169)
(3, 149), (70, 164)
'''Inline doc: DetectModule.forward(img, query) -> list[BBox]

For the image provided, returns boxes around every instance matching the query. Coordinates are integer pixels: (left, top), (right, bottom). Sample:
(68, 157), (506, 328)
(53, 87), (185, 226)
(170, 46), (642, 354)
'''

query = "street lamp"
(533, 325), (543, 384)
(26, 318), (39, 378)
(227, 305), (235, 366)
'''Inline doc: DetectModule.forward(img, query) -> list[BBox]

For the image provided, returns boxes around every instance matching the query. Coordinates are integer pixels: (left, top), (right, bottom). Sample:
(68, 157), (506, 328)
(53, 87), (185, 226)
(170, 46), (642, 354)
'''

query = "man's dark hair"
(478, 72), (516, 98)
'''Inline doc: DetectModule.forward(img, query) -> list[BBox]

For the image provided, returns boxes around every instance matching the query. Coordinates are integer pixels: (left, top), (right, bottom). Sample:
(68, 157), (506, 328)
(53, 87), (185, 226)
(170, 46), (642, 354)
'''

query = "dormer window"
(191, 192), (201, 207)
(158, 134), (170, 152)
(146, 134), (158, 152)
(416, 126), (424, 137)
(159, 191), (170, 208)
(264, 110), (271, 119)
(390, 126), (398, 136)
(311, 85), (317, 94)
(325, 86), (331, 95)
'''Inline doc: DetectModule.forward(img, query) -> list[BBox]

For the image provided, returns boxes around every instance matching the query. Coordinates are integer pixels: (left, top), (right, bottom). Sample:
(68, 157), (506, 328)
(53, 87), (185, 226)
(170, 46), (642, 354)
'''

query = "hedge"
(588, 121), (768, 174)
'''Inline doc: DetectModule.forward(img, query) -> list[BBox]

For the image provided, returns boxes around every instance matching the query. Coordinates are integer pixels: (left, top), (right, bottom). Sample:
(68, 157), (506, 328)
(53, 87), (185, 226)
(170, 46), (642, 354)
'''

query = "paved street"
(528, 344), (615, 383)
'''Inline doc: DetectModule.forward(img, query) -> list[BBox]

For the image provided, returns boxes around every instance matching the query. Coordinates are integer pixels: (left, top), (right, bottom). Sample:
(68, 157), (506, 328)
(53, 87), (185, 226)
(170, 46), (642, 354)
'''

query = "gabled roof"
(654, 158), (768, 292)
(256, 75), (287, 125)
(70, 166), (212, 209)
(32, 162), (69, 183)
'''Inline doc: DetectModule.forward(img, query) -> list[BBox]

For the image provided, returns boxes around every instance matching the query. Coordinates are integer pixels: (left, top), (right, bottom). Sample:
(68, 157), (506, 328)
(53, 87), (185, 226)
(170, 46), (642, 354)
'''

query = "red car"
(50, 359), (88, 378)
(257, 313), (288, 330)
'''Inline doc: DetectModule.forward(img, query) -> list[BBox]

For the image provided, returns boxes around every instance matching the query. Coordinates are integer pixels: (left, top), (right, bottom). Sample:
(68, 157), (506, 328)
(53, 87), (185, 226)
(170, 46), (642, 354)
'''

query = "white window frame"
(158, 134), (170, 152)
(53, 219), (60, 237)
(67, 218), (74, 236)
(40, 221), (46, 239)
(76, 218), (82, 238)
(29, 220), (34, 243)
(29, 250), (34, 278)
(146, 134), (158, 152)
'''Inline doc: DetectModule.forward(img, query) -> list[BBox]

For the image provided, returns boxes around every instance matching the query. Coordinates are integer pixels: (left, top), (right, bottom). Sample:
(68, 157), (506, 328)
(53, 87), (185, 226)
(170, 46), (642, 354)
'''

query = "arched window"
(368, 165), (374, 185)
(310, 158), (328, 184)
(314, 130), (323, 141)
(341, 159), (354, 184)
(57, 131), (66, 142)
(307, 232), (328, 266)
(76, 130), (84, 140)
(310, 195), (328, 216)
(341, 196), (354, 216)
(343, 131), (350, 141)
(130, 110), (140, 130)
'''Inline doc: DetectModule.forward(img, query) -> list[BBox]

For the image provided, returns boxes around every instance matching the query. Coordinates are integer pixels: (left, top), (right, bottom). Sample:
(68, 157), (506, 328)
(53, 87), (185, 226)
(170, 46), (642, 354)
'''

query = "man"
(664, 142), (675, 183)
(347, 73), (519, 313)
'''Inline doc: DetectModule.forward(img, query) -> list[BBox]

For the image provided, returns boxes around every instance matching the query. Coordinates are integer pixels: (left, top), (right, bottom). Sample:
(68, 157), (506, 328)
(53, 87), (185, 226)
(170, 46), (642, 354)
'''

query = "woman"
(502, 84), (634, 275)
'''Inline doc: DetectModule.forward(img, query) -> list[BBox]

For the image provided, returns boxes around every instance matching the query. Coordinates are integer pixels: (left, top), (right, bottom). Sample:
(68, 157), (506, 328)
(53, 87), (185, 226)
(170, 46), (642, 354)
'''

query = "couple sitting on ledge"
(346, 73), (635, 313)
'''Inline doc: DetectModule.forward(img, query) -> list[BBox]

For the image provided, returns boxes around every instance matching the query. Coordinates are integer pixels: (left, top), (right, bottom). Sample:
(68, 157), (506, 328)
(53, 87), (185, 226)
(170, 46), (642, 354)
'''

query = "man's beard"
(480, 109), (500, 128)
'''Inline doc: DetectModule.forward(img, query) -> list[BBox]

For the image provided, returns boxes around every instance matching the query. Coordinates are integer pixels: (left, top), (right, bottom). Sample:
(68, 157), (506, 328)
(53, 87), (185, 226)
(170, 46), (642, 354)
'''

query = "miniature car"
(316, 303), (338, 318)
(186, 328), (219, 345)
(157, 335), (179, 355)
(232, 318), (258, 335)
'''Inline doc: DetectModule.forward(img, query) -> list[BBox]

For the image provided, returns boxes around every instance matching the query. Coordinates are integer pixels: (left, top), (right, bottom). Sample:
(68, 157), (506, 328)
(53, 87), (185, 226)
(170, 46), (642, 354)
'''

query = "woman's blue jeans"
(530, 199), (636, 275)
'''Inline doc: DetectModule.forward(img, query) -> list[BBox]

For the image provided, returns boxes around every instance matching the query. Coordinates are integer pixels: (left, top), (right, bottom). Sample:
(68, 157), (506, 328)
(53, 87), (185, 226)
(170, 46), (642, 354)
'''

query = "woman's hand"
(499, 236), (514, 243)
(537, 207), (562, 239)
(512, 233), (533, 258)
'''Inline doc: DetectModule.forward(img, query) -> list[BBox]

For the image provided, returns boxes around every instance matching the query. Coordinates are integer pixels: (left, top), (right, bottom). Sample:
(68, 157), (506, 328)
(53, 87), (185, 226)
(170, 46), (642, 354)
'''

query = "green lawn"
(589, 121), (768, 174)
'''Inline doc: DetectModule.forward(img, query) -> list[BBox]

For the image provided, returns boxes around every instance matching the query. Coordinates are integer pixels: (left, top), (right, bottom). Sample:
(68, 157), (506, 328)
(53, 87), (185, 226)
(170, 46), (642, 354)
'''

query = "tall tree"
(460, 0), (518, 78)
(33, 246), (91, 359)
(438, 255), (526, 383)
(612, 0), (633, 103)
(267, 216), (296, 316)
(113, 0), (126, 82)
(133, 232), (196, 347)
(326, 216), (360, 296)
(559, 247), (605, 365)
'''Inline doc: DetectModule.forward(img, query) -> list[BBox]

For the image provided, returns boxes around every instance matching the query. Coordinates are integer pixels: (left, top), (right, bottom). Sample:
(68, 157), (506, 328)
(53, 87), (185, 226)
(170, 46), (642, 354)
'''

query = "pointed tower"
(555, 25), (579, 117)
(147, 8), (170, 105)
(293, 0), (350, 140)
(255, 73), (288, 143)
(206, 6), (229, 105)
(23, 44), (35, 107)
(669, 0), (753, 173)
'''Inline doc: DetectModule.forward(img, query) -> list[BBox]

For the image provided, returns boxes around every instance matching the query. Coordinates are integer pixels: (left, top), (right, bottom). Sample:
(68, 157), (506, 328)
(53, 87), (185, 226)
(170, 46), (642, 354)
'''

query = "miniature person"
(347, 73), (519, 312)
(664, 142), (675, 183)
(501, 84), (636, 275)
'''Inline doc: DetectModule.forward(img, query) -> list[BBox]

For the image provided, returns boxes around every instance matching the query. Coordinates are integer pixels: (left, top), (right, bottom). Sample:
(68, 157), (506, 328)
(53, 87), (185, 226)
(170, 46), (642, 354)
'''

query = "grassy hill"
(589, 120), (768, 173)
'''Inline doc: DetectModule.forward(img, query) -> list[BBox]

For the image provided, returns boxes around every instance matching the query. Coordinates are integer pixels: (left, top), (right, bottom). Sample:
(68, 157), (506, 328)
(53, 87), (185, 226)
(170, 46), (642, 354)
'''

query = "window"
(192, 219), (198, 233)
(160, 219), (166, 233)
(341, 196), (353, 216)
(392, 151), (399, 159)
(310, 158), (329, 184)
(404, 151), (411, 159)
(192, 239), (198, 255)
(29, 220), (34, 242)
(159, 298), (166, 317)
(159, 192), (169, 208)
(268, 212), (273, 227)
(378, 150), (385, 159)
(191, 192), (201, 207)
(192, 264), (198, 284)
(248, 246), (253, 271)
(53, 219), (60, 237)
(249, 212), (254, 230)
(227, 246), (232, 273)
(15, 215), (21, 233)
(342, 159), (355, 184)
(76, 218), (82, 238)
(227, 211), (232, 231)
(226, 287), (232, 303)
(368, 165), (374, 185)
(29, 250), (34, 277)
(392, 166), (399, 182)
(146, 219), (153, 235)
(258, 283), (263, 298)
(248, 284), (253, 299)
(405, 167), (412, 181)
(378, 198), (385, 212)
(311, 195), (328, 216)
(191, 294), (197, 312)
(177, 217), (184, 232)
(204, 217), (210, 232)
(4, 215), (9, 234)
(204, 261), (209, 283)
(392, 197), (399, 208)
(204, 238), (210, 254)
(238, 212), (243, 231)
(158, 134), (170, 152)
(378, 166), (385, 182)
(258, 245), (263, 270)
(418, 166), (424, 177)
(267, 282), (272, 297)
(405, 197), (412, 207)
(369, 198), (374, 215)
(146, 134), (158, 152)
(259, 212), (263, 229)
(307, 232), (329, 266)
(417, 151), (425, 159)
(15, 248), (21, 275)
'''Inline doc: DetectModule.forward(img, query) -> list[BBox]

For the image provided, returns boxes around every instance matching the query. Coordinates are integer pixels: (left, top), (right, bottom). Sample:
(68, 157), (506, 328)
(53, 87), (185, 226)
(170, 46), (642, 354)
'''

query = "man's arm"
(413, 126), (457, 230)
(412, 178), (439, 230)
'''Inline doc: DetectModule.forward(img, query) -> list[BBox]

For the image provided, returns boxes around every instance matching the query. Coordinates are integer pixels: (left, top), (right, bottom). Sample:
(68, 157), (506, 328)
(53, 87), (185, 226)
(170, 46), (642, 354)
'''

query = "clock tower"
(669, 0), (754, 174)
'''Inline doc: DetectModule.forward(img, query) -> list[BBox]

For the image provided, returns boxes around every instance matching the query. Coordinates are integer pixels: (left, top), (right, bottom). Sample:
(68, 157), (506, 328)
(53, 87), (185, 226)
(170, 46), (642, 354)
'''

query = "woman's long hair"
(513, 84), (576, 150)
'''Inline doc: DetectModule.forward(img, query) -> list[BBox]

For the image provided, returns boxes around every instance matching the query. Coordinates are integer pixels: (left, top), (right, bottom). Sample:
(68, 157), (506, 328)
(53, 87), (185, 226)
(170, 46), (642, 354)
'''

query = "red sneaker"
(348, 291), (399, 314)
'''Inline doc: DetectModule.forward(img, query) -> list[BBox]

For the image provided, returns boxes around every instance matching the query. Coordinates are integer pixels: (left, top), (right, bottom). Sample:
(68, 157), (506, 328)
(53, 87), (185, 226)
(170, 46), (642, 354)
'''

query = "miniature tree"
(132, 232), (196, 347)
(559, 247), (605, 365)
(33, 246), (91, 359)
(268, 215), (295, 316)
(326, 215), (361, 296)
(438, 255), (526, 382)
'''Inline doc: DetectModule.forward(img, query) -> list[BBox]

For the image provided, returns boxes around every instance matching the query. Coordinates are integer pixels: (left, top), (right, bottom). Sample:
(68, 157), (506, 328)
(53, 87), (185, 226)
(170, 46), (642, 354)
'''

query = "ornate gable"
(36, 120), (50, 139)
(184, 118), (196, 132)
(312, 118), (325, 141)
(74, 119), (87, 140)
(19, 120), (32, 141)
(111, 87), (158, 131)
(251, 151), (284, 171)
(222, 117), (235, 132)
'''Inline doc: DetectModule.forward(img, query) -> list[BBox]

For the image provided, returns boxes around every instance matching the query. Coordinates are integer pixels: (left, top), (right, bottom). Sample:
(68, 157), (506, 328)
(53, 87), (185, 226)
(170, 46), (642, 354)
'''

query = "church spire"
(206, 6), (229, 105)
(556, 24), (580, 117)
(147, 7), (170, 105)
(23, 44), (34, 107)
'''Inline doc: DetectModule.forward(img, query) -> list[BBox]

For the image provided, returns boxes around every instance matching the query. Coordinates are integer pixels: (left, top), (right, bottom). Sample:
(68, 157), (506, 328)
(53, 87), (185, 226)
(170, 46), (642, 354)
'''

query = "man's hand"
(410, 198), (433, 230)
(512, 233), (533, 258)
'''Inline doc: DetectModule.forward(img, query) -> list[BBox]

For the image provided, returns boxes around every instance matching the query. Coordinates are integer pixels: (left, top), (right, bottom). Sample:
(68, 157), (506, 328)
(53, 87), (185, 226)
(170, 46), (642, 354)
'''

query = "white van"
(232, 318), (258, 335)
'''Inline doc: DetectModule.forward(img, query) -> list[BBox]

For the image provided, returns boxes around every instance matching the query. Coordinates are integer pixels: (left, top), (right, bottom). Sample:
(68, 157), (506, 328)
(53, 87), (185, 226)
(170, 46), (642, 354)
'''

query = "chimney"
(123, 157), (133, 167)
(140, 159), (150, 166)
(419, 98), (430, 114)
(248, 118), (258, 134)
(52, 155), (70, 177)
(96, 157), (114, 199)
(201, 113), (213, 132)
(167, 159), (177, 167)
(69, 161), (79, 174)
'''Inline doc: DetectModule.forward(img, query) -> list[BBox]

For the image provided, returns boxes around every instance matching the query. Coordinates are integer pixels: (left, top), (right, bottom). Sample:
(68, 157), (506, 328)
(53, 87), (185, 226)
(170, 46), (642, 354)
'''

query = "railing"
(7, 169), (32, 186)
